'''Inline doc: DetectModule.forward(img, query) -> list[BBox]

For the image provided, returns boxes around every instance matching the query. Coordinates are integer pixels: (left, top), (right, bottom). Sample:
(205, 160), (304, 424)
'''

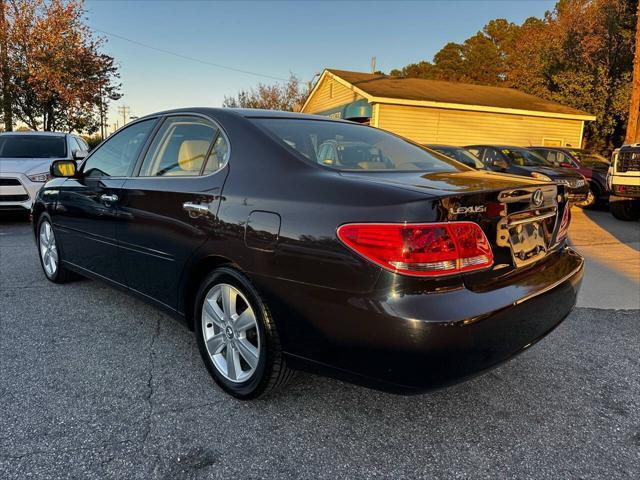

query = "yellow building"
(301, 69), (595, 148)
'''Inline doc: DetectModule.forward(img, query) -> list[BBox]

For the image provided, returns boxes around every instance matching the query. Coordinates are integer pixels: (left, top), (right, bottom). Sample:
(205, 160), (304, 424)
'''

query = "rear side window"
(202, 134), (230, 175)
(139, 116), (223, 177)
(82, 119), (156, 178)
(252, 118), (465, 172)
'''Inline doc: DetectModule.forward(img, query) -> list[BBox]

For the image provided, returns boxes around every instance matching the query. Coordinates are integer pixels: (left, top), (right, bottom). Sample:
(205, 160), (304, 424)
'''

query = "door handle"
(183, 202), (210, 216)
(100, 193), (118, 204)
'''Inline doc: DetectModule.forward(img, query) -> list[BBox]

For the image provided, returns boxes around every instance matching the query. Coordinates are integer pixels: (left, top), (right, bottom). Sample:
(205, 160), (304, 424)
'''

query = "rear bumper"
(263, 247), (584, 393)
(611, 173), (640, 198)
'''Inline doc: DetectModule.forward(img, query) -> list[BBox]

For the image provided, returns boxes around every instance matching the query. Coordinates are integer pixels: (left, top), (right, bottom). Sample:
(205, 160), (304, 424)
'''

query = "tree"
(390, 22), (518, 85)
(508, 0), (636, 151)
(389, 0), (638, 152)
(626, 0), (640, 143)
(1, 0), (120, 133)
(0, 0), (13, 131)
(223, 74), (308, 111)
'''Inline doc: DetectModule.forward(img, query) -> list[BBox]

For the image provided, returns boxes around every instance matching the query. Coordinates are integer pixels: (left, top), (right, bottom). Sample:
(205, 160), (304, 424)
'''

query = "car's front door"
(53, 118), (158, 284)
(117, 115), (230, 309)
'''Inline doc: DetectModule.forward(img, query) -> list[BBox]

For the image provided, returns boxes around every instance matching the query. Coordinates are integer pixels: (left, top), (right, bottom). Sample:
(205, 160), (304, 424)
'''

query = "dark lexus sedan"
(530, 147), (610, 208)
(466, 145), (589, 204)
(32, 109), (583, 399)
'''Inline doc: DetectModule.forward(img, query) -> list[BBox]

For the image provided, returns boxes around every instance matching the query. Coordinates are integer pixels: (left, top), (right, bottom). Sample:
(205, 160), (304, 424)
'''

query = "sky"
(84, 0), (557, 129)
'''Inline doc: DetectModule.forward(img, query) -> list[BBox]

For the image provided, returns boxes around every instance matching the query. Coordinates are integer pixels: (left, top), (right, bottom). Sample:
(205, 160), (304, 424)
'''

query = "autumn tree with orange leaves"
(390, 0), (637, 152)
(0, 0), (120, 133)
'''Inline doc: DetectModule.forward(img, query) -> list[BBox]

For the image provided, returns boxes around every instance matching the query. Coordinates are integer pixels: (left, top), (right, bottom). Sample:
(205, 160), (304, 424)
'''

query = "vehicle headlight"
(530, 172), (552, 182)
(27, 172), (51, 182)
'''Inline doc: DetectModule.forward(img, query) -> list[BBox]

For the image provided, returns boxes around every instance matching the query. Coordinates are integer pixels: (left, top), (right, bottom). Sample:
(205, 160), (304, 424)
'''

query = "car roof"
(0, 131), (67, 137)
(135, 107), (352, 123)
(466, 145), (531, 149)
(425, 144), (464, 149)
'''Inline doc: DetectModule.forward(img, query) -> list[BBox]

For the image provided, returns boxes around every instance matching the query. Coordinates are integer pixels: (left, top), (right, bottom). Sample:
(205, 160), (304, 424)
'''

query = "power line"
(93, 27), (288, 82)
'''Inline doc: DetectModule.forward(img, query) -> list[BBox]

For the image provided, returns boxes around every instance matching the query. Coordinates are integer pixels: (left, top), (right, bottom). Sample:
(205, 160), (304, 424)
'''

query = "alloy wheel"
(39, 221), (58, 277)
(577, 188), (595, 208)
(201, 283), (261, 383)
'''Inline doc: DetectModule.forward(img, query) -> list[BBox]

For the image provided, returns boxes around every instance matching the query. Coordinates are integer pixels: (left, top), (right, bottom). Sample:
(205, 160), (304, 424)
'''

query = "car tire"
(36, 214), (74, 283)
(575, 184), (597, 209)
(194, 267), (295, 399)
(609, 196), (640, 221)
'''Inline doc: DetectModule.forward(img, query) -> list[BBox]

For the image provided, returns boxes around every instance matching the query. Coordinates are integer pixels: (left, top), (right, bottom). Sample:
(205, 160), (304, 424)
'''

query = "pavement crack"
(0, 439), (134, 460)
(141, 317), (161, 450)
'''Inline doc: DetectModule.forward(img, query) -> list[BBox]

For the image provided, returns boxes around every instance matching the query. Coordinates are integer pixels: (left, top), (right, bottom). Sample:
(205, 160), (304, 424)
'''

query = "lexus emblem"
(532, 189), (544, 207)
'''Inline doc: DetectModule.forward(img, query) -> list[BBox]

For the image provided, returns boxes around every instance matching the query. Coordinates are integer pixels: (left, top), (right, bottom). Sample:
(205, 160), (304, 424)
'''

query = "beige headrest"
(178, 140), (209, 171)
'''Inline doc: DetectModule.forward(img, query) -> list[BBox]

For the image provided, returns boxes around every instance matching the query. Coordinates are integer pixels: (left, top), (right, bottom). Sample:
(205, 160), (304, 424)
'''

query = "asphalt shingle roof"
(327, 69), (593, 118)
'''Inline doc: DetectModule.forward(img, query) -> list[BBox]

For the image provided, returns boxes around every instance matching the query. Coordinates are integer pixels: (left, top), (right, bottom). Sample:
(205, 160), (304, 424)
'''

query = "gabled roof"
(305, 69), (595, 121)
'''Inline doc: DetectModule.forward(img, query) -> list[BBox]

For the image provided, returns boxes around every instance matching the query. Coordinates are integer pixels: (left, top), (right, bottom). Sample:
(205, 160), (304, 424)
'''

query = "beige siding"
(376, 104), (584, 147)
(303, 76), (363, 114)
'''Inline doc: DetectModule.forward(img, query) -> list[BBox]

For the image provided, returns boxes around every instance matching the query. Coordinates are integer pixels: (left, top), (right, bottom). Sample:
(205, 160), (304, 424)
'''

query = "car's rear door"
(116, 114), (230, 310)
(53, 118), (158, 284)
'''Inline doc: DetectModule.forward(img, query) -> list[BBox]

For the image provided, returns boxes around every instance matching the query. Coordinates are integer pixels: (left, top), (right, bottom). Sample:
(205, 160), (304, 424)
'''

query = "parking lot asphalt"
(1, 214), (639, 479)
(569, 208), (640, 310)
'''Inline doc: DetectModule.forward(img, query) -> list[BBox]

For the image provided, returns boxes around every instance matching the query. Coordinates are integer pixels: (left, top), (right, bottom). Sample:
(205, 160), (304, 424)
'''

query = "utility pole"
(117, 105), (130, 126)
(0, 0), (13, 131)
(99, 86), (105, 140)
(371, 56), (377, 74)
(626, 2), (640, 145)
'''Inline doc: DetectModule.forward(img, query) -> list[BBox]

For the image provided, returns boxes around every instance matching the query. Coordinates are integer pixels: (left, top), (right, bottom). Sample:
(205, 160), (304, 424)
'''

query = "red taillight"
(557, 205), (571, 241)
(336, 222), (493, 277)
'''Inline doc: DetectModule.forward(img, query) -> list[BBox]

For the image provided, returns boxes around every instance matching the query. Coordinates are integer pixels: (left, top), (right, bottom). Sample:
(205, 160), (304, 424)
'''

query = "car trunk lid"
(340, 170), (567, 277)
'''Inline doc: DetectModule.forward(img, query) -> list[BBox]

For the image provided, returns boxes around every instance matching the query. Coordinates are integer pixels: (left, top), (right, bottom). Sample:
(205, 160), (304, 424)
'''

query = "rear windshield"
(0, 135), (67, 158)
(431, 146), (484, 169)
(503, 148), (553, 167)
(252, 118), (466, 173)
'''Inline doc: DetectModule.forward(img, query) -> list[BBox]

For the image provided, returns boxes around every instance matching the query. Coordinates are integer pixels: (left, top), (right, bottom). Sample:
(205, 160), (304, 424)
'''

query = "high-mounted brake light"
(337, 222), (493, 277)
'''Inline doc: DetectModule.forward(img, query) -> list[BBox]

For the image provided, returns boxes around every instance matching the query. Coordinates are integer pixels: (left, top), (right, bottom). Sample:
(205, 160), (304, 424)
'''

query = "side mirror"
(559, 162), (574, 168)
(491, 158), (509, 170)
(73, 149), (89, 161)
(50, 159), (78, 178)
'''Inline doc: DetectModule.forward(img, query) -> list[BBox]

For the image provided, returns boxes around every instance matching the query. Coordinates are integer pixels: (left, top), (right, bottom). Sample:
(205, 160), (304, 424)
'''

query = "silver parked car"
(0, 132), (89, 212)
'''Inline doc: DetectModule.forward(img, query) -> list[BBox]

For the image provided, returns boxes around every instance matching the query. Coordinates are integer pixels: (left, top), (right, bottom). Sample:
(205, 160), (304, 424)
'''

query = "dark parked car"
(424, 144), (485, 169)
(32, 109), (584, 399)
(530, 147), (610, 208)
(466, 145), (589, 204)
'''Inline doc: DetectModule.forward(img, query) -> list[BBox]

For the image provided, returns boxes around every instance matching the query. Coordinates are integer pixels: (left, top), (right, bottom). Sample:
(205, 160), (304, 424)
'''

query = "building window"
(542, 138), (563, 147)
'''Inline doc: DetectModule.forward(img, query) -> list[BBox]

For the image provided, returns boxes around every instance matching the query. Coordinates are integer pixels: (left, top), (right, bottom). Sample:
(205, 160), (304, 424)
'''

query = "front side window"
(482, 148), (503, 164)
(69, 137), (82, 154)
(78, 137), (90, 151)
(253, 118), (465, 172)
(82, 119), (156, 178)
(139, 116), (220, 177)
(0, 135), (67, 158)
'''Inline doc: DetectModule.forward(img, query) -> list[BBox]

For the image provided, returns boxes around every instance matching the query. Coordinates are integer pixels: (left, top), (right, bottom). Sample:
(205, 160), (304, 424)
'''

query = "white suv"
(607, 144), (640, 220)
(0, 132), (89, 212)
